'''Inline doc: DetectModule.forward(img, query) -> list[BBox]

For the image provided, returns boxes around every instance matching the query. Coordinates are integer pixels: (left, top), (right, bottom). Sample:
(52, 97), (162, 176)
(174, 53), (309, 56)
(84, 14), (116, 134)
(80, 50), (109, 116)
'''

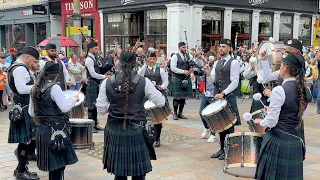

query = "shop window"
(279, 15), (292, 40)
(202, 10), (222, 51)
(146, 10), (167, 50)
(232, 12), (251, 48)
(35, 23), (47, 45)
(104, 13), (124, 36)
(299, 16), (311, 46)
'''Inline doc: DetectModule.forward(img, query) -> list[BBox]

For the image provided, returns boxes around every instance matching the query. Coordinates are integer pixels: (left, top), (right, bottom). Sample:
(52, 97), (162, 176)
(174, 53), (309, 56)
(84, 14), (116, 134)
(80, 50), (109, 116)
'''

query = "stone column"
(166, 3), (189, 56)
(223, 7), (233, 39)
(311, 15), (317, 46)
(25, 23), (35, 47)
(189, 4), (204, 50)
(99, 10), (105, 53)
(293, 13), (301, 39)
(273, 11), (282, 42)
(251, 10), (261, 46)
(0, 26), (5, 49)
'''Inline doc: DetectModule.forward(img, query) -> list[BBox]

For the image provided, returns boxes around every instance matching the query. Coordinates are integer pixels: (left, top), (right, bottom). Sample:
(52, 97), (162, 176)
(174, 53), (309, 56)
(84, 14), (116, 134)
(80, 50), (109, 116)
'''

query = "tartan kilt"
(103, 120), (153, 177)
(171, 76), (192, 98)
(36, 121), (78, 171)
(255, 130), (303, 180)
(8, 107), (36, 143)
(85, 80), (100, 108)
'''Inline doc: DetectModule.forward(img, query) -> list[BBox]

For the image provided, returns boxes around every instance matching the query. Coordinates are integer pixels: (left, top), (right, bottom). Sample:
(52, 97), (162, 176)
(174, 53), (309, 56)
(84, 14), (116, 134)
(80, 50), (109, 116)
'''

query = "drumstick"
(77, 83), (84, 95)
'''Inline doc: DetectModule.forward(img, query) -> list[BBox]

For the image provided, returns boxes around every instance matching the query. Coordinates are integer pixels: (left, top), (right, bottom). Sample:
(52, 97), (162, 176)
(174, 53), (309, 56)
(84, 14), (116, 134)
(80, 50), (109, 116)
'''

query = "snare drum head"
(64, 90), (85, 106)
(202, 100), (227, 116)
(144, 100), (156, 110)
(69, 118), (94, 124)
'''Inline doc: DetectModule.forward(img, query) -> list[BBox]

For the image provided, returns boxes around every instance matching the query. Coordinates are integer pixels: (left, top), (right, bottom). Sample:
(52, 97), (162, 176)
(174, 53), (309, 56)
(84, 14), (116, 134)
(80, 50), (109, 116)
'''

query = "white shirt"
(137, 64), (169, 89)
(260, 77), (308, 127)
(85, 53), (105, 80)
(12, 59), (33, 95)
(28, 84), (77, 117)
(242, 62), (257, 79)
(39, 56), (71, 83)
(170, 52), (193, 74)
(96, 77), (165, 115)
(0, 62), (10, 72)
(206, 55), (240, 95)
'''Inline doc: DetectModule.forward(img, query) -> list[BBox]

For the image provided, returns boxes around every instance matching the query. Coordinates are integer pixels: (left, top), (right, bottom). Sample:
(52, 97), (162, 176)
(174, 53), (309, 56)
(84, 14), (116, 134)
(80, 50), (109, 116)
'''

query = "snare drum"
(64, 90), (85, 118)
(249, 109), (267, 134)
(144, 100), (171, 124)
(201, 100), (236, 133)
(69, 118), (94, 149)
(224, 132), (263, 178)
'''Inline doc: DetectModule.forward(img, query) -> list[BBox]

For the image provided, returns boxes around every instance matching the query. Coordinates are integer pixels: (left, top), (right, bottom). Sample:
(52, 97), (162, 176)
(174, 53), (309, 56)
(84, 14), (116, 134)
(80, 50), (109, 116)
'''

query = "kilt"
(36, 120), (78, 171)
(171, 76), (192, 98)
(85, 80), (100, 108)
(103, 120), (153, 177)
(8, 107), (36, 143)
(255, 130), (303, 180)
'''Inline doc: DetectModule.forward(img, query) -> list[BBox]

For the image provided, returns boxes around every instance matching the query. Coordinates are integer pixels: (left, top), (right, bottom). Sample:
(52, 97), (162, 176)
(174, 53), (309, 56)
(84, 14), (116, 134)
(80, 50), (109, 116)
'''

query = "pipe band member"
(254, 52), (310, 180)
(96, 51), (165, 180)
(206, 39), (241, 160)
(170, 42), (193, 120)
(29, 62), (79, 180)
(138, 51), (169, 147)
(85, 42), (107, 133)
(7, 47), (40, 180)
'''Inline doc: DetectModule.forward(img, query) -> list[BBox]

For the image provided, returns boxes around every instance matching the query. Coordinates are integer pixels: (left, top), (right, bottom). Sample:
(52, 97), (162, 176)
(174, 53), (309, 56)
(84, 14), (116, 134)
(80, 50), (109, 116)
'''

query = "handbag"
(9, 104), (25, 122)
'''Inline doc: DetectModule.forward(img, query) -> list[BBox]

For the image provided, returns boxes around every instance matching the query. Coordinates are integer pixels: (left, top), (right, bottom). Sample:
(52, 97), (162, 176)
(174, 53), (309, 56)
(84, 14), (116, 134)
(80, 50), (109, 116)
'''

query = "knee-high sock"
(88, 109), (93, 120)
(17, 143), (28, 173)
(173, 99), (179, 115)
(132, 175), (146, 180)
(154, 123), (163, 141)
(92, 107), (98, 126)
(49, 167), (65, 180)
(178, 99), (186, 114)
(28, 139), (36, 155)
(115, 176), (127, 180)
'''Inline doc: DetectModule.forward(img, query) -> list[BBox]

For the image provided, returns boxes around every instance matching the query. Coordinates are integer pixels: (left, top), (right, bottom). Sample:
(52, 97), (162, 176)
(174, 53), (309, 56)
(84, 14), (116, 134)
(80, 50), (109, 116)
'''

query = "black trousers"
(115, 175), (145, 180)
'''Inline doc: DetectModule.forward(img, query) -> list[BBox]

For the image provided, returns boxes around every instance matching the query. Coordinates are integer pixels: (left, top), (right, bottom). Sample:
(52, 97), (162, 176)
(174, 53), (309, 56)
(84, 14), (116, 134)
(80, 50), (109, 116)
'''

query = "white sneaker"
(207, 135), (216, 143)
(201, 129), (209, 139)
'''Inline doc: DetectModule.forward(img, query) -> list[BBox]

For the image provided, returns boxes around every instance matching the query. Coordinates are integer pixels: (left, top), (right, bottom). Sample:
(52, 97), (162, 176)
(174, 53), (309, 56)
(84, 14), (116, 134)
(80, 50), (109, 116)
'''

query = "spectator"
(0, 53), (10, 72)
(0, 67), (7, 110)
(6, 48), (17, 64)
(2, 46), (8, 56)
(68, 54), (85, 90)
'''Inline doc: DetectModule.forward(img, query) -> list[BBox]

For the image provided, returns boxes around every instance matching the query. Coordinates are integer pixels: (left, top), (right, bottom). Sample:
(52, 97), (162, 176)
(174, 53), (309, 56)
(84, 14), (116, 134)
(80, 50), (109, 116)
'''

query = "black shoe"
(218, 153), (225, 160)
(93, 128), (98, 133)
(14, 169), (38, 177)
(154, 140), (160, 147)
(178, 113), (188, 119)
(173, 114), (178, 120)
(210, 149), (224, 158)
(16, 171), (39, 180)
(27, 154), (37, 161)
(95, 125), (104, 131)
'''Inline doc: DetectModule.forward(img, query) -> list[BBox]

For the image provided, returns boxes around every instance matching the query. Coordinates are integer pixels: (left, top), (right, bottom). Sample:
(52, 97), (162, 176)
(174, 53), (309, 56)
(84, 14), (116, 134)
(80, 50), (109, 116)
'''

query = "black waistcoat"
(86, 56), (101, 84)
(214, 58), (234, 95)
(144, 67), (162, 85)
(35, 83), (64, 119)
(106, 75), (146, 121)
(173, 53), (189, 80)
(273, 80), (299, 133)
(7, 63), (34, 106)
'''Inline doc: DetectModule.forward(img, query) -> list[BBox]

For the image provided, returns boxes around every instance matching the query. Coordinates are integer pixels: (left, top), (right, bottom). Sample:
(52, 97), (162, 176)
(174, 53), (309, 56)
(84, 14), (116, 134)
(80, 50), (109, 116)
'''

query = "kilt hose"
(8, 107), (36, 143)
(171, 76), (192, 98)
(85, 80), (100, 109)
(36, 120), (78, 171)
(255, 130), (303, 180)
(103, 120), (153, 177)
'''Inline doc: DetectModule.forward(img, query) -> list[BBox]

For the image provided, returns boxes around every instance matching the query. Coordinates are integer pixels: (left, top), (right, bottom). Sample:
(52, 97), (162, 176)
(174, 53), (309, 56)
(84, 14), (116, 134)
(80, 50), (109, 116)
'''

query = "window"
(279, 15), (292, 38)
(146, 10), (167, 50)
(299, 16), (311, 46)
(259, 14), (272, 36)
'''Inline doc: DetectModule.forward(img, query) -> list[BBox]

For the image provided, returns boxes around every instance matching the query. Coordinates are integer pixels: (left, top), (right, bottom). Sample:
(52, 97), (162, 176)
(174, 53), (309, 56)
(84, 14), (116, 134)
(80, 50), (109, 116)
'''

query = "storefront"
(61, 0), (100, 48)
(0, 4), (50, 50)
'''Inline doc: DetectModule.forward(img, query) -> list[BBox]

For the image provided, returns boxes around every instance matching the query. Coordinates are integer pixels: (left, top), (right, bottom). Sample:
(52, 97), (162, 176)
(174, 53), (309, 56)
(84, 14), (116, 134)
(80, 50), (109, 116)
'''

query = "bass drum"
(257, 41), (284, 72)
(63, 90), (86, 118)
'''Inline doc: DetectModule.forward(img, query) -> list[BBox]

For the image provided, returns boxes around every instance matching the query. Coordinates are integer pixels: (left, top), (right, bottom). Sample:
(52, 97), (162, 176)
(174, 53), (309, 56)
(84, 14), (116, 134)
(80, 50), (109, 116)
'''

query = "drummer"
(138, 51), (169, 147)
(204, 39), (241, 160)
(29, 62), (78, 180)
(253, 52), (309, 179)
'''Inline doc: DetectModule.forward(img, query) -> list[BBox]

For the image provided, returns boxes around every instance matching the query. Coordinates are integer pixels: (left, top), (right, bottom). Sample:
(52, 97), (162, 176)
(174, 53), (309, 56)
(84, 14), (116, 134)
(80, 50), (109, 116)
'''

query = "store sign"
(62, 0), (97, 15)
(32, 5), (47, 15)
(20, 10), (33, 17)
(120, 0), (135, 5)
(249, 0), (269, 5)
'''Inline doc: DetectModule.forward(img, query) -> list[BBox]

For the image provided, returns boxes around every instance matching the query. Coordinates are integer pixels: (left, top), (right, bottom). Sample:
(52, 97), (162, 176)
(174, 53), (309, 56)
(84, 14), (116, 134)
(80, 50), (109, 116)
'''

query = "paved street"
(0, 97), (320, 180)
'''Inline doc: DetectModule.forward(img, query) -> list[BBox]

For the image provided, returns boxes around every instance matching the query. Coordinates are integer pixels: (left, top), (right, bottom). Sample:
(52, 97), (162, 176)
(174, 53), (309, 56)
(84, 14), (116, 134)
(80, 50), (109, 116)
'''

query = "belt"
(38, 115), (65, 124)
(272, 128), (305, 147)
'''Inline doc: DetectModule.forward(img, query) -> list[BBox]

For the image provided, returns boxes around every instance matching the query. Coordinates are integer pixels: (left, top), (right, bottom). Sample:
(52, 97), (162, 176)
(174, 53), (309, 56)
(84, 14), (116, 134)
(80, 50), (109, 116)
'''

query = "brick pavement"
(0, 98), (319, 180)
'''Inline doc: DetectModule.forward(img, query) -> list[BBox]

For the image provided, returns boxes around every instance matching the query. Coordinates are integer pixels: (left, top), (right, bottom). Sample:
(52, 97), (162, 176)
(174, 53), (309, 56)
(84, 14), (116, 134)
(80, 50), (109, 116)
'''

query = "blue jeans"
(199, 95), (214, 132)
(317, 79), (320, 110)
(69, 82), (81, 90)
(312, 80), (318, 101)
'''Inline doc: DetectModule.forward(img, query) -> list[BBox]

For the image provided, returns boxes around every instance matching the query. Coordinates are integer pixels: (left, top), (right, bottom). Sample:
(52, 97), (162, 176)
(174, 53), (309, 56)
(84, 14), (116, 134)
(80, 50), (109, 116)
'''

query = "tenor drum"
(224, 132), (263, 178)
(64, 90), (86, 118)
(201, 100), (236, 133)
(69, 118), (94, 149)
(144, 100), (171, 124)
(257, 41), (284, 72)
(249, 109), (267, 134)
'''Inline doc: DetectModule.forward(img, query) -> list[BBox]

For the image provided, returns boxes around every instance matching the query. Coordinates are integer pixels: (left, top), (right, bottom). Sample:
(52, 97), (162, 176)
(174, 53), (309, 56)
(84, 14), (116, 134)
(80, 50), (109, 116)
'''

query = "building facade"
(99, 0), (317, 56)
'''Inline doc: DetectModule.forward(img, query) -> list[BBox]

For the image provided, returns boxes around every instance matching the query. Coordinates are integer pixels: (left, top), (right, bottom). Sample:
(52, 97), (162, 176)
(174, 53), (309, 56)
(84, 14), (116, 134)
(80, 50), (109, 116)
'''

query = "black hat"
(149, 52), (156, 58)
(120, 51), (136, 64)
(178, 42), (186, 47)
(87, 42), (98, 49)
(20, 47), (39, 60)
(284, 39), (303, 54)
(43, 62), (59, 75)
(282, 52), (305, 72)
(46, 43), (56, 50)
(220, 39), (232, 47)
